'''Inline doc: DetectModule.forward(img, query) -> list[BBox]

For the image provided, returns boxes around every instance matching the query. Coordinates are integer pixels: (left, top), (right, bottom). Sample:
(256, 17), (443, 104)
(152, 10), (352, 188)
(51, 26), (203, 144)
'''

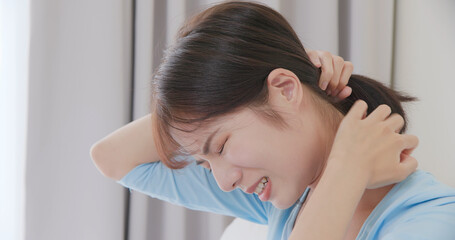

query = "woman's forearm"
(289, 160), (368, 240)
(90, 113), (160, 180)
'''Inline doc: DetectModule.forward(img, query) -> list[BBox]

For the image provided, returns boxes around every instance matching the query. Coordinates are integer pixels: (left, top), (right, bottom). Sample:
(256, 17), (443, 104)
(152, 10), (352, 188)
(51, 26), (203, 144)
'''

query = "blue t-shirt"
(117, 157), (455, 240)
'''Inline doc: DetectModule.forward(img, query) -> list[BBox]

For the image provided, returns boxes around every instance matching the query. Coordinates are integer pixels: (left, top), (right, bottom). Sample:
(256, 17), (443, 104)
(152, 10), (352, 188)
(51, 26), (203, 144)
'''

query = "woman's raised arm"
(89, 50), (352, 181)
(90, 113), (159, 180)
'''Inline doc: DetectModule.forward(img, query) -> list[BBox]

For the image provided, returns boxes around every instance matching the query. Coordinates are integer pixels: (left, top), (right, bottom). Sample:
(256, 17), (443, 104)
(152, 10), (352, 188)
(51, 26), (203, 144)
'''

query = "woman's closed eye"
(196, 137), (227, 172)
(218, 138), (227, 155)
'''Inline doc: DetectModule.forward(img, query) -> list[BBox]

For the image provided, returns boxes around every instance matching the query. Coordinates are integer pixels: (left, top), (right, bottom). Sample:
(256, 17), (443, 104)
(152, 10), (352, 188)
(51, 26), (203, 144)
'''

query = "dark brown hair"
(151, 1), (416, 169)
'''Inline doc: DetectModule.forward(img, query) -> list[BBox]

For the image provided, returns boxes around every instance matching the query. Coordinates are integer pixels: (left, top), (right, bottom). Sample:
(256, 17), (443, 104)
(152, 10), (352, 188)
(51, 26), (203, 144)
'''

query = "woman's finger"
(399, 134), (420, 153)
(367, 104), (392, 122)
(306, 50), (322, 68)
(397, 153), (418, 180)
(393, 134), (419, 181)
(346, 100), (368, 120)
(334, 61), (353, 97)
(329, 56), (344, 96)
(318, 51), (334, 91)
(335, 86), (352, 101)
(385, 113), (405, 133)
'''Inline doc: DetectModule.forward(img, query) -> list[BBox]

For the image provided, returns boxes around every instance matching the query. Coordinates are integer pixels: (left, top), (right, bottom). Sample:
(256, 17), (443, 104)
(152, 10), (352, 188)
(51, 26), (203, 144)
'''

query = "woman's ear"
(266, 68), (303, 110)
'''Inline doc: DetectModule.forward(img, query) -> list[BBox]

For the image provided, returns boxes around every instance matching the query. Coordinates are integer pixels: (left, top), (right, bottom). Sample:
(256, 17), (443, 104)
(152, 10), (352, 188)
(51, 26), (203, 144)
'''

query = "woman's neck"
(307, 156), (394, 213)
(307, 105), (395, 213)
(296, 102), (395, 239)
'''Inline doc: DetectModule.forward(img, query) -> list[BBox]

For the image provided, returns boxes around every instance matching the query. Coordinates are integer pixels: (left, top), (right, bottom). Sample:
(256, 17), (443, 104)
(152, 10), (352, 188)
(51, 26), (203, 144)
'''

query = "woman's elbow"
(90, 142), (122, 181)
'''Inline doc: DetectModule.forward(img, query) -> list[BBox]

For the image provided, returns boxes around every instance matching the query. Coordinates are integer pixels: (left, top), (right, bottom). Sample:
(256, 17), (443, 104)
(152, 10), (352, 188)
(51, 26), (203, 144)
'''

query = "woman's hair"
(151, 1), (416, 169)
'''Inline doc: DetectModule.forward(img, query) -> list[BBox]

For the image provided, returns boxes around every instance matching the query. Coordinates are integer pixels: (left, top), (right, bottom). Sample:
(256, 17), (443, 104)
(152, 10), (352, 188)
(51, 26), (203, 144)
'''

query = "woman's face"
(172, 94), (336, 209)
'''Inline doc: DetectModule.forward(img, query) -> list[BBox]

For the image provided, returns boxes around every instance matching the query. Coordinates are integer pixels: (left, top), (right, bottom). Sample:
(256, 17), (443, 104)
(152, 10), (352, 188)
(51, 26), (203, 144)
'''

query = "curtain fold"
(25, 0), (132, 239)
(344, 0), (395, 85)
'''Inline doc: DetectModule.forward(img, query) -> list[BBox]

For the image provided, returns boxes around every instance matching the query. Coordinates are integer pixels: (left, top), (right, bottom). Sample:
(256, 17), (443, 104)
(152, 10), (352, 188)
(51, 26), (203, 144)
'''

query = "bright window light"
(0, 1), (29, 239)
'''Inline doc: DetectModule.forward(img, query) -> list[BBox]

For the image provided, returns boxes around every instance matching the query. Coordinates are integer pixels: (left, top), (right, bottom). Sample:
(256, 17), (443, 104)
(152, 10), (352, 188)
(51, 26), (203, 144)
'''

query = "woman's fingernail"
(321, 81), (329, 90)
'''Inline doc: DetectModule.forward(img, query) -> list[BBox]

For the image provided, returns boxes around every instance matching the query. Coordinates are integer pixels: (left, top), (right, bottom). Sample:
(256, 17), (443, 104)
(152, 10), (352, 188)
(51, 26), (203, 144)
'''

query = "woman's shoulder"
(393, 170), (455, 202)
(380, 170), (455, 214)
(357, 170), (455, 239)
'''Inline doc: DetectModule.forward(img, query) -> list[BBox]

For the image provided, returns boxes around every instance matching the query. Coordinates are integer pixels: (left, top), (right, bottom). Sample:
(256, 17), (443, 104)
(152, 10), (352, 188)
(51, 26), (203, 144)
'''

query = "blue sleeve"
(380, 205), (455, 240)
(116, 156), (271, 224)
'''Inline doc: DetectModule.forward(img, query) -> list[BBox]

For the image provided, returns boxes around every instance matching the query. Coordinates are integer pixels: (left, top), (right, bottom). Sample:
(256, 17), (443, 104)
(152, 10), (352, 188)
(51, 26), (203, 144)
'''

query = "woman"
(91, 2), (455, 239)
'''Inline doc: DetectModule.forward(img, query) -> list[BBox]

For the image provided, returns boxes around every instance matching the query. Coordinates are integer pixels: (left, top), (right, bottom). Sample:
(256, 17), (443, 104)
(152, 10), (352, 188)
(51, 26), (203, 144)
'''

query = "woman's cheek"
(226, 142), (263, 168)
(224, 143), (243, 165)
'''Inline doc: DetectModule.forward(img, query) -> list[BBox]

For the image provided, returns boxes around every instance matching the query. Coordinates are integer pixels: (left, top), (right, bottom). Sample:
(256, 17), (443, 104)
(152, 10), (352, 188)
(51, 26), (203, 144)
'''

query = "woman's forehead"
(169, 121), (219, 152)
(169, 108), (256, 152)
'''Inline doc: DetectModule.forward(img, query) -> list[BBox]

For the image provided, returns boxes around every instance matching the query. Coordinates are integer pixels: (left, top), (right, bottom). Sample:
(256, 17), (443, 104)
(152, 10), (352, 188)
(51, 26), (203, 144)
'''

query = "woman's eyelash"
(218, 143), (225, 154)
(218, 138), (228, 154)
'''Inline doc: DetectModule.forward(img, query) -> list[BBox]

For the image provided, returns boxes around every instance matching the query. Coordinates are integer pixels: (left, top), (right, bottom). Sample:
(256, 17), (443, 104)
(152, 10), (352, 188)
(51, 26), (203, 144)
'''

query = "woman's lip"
(245, 177), (265, 194)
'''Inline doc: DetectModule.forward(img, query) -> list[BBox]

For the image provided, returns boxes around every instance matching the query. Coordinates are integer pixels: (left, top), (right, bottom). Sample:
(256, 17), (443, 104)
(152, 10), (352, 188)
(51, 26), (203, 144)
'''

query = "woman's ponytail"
(333, 75), (417, 133)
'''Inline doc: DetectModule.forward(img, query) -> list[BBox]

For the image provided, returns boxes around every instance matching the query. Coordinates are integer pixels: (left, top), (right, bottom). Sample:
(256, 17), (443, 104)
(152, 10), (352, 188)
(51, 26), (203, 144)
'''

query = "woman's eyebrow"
(202, 127), (220, 155)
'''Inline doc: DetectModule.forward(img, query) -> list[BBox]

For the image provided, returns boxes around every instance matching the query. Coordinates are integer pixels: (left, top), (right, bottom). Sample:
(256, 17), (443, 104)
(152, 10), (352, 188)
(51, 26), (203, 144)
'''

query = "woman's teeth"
(254, 177), (268, 194)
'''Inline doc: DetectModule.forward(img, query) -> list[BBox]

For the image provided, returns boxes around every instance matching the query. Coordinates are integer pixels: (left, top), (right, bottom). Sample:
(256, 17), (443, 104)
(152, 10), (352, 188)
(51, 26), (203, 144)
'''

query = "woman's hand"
(306, 50), (353, 100)
(289, 101), (419, 240)
(328, 100), (419, 189)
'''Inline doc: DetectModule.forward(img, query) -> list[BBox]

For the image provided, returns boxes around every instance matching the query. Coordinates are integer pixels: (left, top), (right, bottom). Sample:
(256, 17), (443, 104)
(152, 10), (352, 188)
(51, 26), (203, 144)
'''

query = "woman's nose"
(211, 162), (242, 192)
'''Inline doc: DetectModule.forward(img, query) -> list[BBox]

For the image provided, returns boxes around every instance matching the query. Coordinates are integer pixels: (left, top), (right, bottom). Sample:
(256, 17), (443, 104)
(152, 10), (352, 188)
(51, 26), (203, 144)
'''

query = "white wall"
(26, 0), (131, 239)
(394, 0), (455, 186)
